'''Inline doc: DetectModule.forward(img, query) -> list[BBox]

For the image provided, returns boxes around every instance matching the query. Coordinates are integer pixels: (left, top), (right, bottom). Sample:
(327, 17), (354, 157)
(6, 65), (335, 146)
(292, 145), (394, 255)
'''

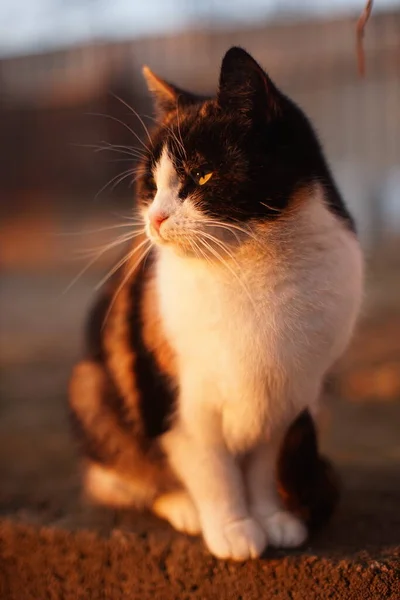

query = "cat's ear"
(217, 47), (281, 121)
(142, 66), (195, 119)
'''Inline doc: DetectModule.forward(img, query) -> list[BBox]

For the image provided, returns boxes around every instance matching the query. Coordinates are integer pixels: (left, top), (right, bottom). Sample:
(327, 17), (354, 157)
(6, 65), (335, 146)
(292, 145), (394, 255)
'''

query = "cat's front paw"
(202, 517), (267, 561)
(152, 491), (201, 536)
(255, 509), (307, 548)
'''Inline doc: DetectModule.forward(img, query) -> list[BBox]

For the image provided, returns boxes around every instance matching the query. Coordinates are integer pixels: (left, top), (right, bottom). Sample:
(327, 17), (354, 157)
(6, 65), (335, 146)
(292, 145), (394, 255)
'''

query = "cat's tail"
(277, 410), (340, 531)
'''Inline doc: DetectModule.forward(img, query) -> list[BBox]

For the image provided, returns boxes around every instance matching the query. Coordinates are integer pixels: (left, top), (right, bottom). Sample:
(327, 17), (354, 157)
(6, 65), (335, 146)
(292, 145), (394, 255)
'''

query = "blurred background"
(0, 1), (399, 525)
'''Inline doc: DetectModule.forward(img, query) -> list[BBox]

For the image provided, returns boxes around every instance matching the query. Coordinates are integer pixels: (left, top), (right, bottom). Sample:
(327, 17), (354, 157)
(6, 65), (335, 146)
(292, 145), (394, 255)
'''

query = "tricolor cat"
(69, 47), (363, 561)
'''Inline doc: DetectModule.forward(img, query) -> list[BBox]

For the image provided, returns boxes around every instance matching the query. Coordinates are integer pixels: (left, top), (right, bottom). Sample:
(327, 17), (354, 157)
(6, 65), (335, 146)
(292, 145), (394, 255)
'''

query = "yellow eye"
(191, 168), (214, 186)
(199, 172), (213, 185)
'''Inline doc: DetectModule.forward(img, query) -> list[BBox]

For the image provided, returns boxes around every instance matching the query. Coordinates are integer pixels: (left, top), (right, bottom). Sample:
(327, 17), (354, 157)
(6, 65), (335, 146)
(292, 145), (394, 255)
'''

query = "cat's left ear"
(217, 47), (281, 121)
(142, 66), (197, 120)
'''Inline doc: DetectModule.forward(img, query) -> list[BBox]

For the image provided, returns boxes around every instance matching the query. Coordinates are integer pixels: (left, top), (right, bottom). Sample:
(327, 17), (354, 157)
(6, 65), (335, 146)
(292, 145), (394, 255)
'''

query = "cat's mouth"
(145, 221), (199, 255)
(145, 217), (247, 261)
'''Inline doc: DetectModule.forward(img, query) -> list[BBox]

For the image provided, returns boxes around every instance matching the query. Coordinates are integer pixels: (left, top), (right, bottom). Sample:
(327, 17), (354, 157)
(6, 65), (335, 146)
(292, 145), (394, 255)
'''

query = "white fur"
(145, 148), (207, 246)
(146, 150), (363, 560)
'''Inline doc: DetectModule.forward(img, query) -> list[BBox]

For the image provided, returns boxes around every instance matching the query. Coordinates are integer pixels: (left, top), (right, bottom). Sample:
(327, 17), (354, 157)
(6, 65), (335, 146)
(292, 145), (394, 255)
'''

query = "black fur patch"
(278, 410), (341, 530)
(138, 46), (355, 232)
(85, 288), (111, 363)
(127, 254), (176, 439)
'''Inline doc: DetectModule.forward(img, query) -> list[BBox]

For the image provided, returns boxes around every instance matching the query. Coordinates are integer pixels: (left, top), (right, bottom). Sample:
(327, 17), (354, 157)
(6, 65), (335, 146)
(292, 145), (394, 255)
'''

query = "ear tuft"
(142, 65), (200, 120)
(142, 65), (179, 118)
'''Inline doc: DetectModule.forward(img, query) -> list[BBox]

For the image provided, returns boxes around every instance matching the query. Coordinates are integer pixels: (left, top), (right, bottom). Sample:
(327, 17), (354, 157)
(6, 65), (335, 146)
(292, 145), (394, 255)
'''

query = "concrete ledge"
(1, 516), (399, 600)
(1, 465), (399, 600)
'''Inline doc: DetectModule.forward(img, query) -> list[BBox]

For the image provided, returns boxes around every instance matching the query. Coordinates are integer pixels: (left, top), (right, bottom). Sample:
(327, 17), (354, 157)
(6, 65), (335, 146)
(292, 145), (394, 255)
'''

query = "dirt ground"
(0, 252), (400, 599)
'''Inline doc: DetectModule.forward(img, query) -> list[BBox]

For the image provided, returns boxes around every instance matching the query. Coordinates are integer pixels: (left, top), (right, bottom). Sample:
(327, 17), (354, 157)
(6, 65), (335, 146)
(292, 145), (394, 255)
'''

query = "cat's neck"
(154, 185), (344, 280)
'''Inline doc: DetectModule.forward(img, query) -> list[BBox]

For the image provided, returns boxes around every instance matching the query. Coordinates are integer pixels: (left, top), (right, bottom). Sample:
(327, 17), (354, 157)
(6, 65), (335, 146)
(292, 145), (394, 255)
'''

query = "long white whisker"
(98, 140), (147, 160)
(87, 112), (151, 154)
(73, 142), (147, 161)
(143, 114), (185, 158)
(102, 242), (153, 329)
(107, 158), (143, 164)
(55, 222), (143, 237)
(97, 146), (144, 159)
(197, 234), (257, 313)
(110, 93), (154, 149)
(203, 221), (241, 244)
(94, 237), (149, 291)
(73, 229), (145, 258)
(260, 201), (281, 213)
(95, 168), (141, 200)
(202, 219), (260, 245)
(197, 230), (239, 264)
(110, 210), (144, 223)
(110, 170), (139, 193)
(63, 231), (141, 293)
(175, 98), (187, 158)
(191, 237), (211, 265)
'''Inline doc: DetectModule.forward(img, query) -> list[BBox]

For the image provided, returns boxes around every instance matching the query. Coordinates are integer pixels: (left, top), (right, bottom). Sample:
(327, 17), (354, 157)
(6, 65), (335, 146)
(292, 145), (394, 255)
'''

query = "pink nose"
(149, 211), (168, 234)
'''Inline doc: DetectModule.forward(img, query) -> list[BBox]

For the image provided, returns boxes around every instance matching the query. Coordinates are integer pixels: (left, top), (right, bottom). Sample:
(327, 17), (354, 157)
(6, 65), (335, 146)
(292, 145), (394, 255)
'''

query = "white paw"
(152, 491), (201, 536)
(203, 517), (267, 561)
(259, 510), (307, 548)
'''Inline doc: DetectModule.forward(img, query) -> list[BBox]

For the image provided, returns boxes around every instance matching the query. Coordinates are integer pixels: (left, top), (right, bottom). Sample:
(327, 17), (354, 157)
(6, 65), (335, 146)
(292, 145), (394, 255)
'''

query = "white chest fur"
(155, 200), (363, 453)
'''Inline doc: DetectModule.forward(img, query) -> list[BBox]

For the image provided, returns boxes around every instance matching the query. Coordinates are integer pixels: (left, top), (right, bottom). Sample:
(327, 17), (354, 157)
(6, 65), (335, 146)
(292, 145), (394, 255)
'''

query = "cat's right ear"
(142, 66), (193, 120)
(217, 47), (281, 122)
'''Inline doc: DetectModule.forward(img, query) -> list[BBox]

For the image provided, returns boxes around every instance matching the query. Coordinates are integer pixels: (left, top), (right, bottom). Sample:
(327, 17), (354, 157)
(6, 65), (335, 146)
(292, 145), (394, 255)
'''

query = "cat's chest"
(156, 251), (280, 396)
(156, 252), (279, 451)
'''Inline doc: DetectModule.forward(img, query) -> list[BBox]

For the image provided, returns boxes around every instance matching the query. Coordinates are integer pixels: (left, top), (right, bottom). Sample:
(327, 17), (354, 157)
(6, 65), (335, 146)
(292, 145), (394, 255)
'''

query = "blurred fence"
(0, 8), (399, 251)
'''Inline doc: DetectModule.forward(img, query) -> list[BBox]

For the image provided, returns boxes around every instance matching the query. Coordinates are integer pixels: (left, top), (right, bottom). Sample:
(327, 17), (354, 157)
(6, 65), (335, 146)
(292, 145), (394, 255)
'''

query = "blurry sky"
(1, 0), (399, 57)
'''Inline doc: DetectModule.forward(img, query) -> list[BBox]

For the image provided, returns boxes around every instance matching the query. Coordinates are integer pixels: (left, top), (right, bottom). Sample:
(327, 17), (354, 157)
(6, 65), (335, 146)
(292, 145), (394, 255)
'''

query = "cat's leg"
(69, 360), (164, 509)
(163, 427), (267, 560)
(152, 490), (201, 535)
(245, 430), (307, 548)
(84, 461), (154, 508)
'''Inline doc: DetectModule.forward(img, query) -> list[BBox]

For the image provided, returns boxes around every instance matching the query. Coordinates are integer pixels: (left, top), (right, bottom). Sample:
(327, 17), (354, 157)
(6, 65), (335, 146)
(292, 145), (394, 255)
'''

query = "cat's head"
(137, 47), (330, 255)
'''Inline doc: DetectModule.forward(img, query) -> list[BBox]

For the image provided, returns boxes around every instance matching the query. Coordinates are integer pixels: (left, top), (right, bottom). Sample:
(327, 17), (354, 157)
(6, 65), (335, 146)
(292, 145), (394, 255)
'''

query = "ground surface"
(0, 256), (399, 599)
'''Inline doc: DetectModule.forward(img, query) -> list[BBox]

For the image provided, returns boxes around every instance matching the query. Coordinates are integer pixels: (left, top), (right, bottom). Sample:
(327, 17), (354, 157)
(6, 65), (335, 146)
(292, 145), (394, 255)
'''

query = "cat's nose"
(149, 210), (168, 235)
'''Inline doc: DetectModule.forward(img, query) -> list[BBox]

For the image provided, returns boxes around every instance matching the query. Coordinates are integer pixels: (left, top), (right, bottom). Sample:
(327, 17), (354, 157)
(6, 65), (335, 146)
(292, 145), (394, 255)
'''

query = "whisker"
(95, 169), (133, 199)
(55, 222), (142, 237)
(202, 219), (260, 245)
(260, 201), (282, 213)
(98, 140), (147, 160)
(187, 238), (198, 259)
(197, 233), (257, 313)
(110, 170), (139, 193)
(74, 142), (145, 160)
(202, 220), (241, 244)
(102, 241), (153, 329)
(196, 230), (239, 264)
(110, 93), (154, 149)
(73, 229), (145, 258)
(94, 237), (149, 291)
(95, 169), (142, 200)
(87, 112), (151, 154)
(175, 97), (187, 158)
(107, 158), (142, 163)
(143, 114), (186, 158)
(63, 231), (142, 293)
(191, 237), (212, 265)
(110, 210), (144, 223)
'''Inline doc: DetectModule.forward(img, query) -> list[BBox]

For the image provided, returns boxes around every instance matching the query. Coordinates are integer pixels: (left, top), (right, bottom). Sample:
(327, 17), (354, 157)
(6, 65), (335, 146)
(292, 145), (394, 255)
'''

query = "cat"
(69, 47), (363, 561)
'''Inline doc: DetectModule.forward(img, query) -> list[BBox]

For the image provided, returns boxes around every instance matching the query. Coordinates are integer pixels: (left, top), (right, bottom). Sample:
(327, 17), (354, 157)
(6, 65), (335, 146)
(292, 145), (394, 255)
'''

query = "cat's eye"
(191, 168), (214, 186)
